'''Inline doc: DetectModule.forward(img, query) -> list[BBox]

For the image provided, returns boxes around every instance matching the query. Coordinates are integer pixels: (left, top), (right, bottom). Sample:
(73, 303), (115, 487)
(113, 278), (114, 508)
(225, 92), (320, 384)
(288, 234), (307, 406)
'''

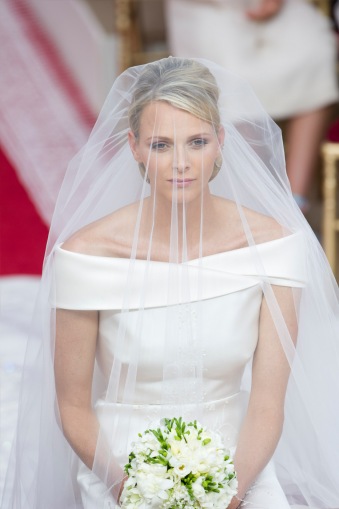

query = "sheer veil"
(2, 57), (339, 509)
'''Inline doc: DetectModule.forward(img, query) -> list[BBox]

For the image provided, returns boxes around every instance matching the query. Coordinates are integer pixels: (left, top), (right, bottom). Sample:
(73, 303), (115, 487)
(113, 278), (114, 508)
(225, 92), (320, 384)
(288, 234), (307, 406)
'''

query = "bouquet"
(120, 417), (238, 509)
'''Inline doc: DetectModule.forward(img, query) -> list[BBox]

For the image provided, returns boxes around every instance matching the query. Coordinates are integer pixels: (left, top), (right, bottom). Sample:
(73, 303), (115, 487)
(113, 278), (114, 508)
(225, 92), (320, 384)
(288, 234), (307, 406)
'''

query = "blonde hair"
(128, 58), (221, 138)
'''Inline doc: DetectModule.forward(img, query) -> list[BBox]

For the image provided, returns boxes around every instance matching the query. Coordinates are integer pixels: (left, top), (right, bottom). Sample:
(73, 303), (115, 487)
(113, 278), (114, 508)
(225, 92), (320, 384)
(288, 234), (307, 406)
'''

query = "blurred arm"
(54, 308), (99, 469)
(228, 285), (298, 509)
(245, 0), (285, 21)
(176, 0), (284, 17)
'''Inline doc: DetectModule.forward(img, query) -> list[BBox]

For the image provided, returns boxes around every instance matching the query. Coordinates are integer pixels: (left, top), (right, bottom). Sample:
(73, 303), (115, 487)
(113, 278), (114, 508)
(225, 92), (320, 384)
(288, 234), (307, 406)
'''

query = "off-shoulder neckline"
(55, 231), (301, 265)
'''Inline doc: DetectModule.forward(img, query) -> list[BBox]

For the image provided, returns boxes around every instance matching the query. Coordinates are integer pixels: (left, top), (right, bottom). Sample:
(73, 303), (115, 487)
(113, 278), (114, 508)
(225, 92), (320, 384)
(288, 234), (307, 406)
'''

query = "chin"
(170, 190), (206, 207)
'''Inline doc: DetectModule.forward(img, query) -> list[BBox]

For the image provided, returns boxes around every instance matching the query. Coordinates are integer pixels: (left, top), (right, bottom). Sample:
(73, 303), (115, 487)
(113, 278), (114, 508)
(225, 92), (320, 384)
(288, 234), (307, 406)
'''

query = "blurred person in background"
(166, 0), (339, 213)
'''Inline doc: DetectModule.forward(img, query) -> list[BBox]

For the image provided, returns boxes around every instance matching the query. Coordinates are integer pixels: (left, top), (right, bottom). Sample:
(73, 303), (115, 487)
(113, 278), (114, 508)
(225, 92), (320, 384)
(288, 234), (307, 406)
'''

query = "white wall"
(29, 0), (118, 113)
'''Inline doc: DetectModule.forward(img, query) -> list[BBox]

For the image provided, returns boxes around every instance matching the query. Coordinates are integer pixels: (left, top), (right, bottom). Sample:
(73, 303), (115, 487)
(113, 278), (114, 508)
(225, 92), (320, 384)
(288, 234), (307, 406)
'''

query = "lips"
(168, 178), (196, 188)
(169, 179), (195, 183)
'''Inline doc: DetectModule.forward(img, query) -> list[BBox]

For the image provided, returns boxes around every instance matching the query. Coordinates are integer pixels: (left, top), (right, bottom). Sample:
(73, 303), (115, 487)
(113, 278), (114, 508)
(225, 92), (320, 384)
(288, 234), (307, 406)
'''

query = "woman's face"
(129, 101), (224, 205)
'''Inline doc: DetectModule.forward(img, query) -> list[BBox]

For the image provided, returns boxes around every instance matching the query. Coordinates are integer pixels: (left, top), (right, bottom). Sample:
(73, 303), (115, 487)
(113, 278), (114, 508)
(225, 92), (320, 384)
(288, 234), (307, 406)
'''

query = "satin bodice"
(96, 286), (261, 403)
(53, 233), (306, 406)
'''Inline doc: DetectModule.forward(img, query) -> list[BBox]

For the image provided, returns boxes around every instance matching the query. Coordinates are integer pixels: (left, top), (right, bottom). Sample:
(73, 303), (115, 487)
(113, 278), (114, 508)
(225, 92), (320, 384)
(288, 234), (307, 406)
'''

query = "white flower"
(135, 464), (174, 502)
(192, 477), (205, 499)
(121, 418), (238, 509)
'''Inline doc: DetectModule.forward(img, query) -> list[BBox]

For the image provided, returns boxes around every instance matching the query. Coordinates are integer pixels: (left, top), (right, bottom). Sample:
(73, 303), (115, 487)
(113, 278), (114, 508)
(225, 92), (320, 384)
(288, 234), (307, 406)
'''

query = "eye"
(190, 138), (208, 148)
(151, 141), (168, 151)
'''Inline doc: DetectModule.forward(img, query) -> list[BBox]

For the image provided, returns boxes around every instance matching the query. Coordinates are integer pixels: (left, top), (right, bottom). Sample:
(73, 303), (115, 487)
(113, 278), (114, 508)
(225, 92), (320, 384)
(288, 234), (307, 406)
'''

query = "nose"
(173, 146), (190, 174)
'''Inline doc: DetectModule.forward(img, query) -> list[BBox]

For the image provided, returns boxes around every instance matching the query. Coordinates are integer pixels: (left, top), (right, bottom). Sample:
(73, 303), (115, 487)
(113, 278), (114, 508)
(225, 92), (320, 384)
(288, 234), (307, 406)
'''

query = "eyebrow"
(146, 136), (171, 142)
(145, 133), (214, 142)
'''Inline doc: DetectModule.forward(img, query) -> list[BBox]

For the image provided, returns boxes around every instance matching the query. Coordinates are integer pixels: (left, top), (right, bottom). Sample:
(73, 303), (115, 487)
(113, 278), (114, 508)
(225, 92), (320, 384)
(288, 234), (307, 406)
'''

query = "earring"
(209, 157), (223, 182)
(138, 162), (150, 184)
(215, 158), (222, 169)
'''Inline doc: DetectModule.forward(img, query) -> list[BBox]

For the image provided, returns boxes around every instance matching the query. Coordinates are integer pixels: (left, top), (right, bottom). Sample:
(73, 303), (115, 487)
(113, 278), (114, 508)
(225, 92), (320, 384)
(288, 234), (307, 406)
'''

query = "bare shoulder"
(213, 197), (285, 244)
(61, 202), (140, 257)
(243, 206), (285, 243)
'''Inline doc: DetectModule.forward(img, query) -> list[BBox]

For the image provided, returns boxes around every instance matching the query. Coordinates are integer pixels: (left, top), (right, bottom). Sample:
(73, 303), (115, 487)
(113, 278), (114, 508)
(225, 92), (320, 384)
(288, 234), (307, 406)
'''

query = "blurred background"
(1, 0), (339, 498)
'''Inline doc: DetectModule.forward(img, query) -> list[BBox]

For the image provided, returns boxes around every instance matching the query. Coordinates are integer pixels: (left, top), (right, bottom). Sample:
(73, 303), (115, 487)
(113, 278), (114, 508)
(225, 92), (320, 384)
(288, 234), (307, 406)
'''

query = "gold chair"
(115, 0), (167, 73)
(321, 142), (339, 275)
(309, 0), (330, 16)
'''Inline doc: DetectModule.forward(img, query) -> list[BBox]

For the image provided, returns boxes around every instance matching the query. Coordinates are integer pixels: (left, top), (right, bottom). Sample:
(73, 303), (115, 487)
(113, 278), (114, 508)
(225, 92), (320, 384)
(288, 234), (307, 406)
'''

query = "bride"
(2, 57), (339, 509)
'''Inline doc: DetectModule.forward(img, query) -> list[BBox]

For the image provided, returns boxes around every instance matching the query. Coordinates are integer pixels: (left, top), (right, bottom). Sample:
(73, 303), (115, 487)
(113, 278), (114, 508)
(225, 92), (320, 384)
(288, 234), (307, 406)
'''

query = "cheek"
(147, 153), (171, 173)
(193, 147), (218, 169)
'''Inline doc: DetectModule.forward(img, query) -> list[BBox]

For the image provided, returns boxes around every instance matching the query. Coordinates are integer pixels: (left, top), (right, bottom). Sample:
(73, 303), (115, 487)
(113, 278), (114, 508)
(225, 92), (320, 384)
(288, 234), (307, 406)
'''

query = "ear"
(128, 130), (141, 162)
(217, 125), (225, 148)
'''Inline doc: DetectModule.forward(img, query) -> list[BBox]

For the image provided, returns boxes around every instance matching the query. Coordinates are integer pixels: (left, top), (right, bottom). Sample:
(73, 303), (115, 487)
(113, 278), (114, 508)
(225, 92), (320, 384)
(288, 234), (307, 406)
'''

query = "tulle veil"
(2, 57), (339, 509)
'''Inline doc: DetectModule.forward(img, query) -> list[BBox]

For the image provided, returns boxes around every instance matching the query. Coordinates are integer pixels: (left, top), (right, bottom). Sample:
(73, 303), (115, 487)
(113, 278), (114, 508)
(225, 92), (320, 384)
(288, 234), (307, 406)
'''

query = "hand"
(117, 475), (128, 505)
(245, 0), (284, 21)
(227, 495), (243, 509)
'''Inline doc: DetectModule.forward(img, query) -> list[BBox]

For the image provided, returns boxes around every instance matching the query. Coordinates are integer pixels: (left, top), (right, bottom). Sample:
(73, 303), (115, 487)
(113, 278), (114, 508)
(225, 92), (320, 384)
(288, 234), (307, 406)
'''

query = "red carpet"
(11, 0), (95, 128)
(327, 118), (339, 142)
(0, 145), (48, 275)
(0, 0), (96, 276)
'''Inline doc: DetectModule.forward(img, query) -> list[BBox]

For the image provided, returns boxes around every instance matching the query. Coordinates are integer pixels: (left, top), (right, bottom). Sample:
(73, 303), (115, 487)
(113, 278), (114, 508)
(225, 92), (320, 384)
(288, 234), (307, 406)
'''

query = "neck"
(141, 189), (217, 259)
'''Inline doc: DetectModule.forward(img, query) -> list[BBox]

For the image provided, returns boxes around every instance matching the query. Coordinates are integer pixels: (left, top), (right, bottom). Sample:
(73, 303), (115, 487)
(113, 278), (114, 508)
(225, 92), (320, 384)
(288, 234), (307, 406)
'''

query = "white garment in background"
(0, 277), (40, 496)
(54, 232), (306, 508)
(166, 0), (339, 118)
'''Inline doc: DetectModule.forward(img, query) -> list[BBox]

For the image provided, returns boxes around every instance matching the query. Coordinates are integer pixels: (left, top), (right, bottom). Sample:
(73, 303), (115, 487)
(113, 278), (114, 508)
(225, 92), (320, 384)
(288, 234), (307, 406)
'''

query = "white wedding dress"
(53, 232), (306, 509)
